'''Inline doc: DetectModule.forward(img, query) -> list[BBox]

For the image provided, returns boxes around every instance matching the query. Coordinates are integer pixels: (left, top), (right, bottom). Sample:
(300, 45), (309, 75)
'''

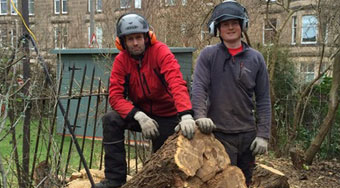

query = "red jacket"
(109, 41), (192, 119)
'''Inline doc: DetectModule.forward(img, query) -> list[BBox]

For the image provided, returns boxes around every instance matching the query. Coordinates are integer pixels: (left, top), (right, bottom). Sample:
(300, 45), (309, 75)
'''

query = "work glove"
(134, 111), (160, 139)
(175, 114), (196, 139)
(195, 118), (216, 134)
(250, 137), (268, 156)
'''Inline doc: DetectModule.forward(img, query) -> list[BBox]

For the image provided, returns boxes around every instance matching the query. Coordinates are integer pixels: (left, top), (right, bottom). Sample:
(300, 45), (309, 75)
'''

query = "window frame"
(262, 18), (277, 46)
(54, 26), (68, 49)
(62, 0), (68, 14)
(0, 27), (7, 47)
(291, 16), (297, 45)
(135, 0), (141, 9)
(120, 0), (131, 9)
(10, 28), (17, 47)
(96, 0), (102, 12)
(301, 15), (318, 44)
(10, 0), (18, 15)
(88, 0), (103, 13)
(300, 62), (315, 82)
(165, 0), (175, 6)
(0, 0), (8, 15)
(29, 0), (34, 16)
(54, 0), (67, 14)
(88, 26), (103, 48)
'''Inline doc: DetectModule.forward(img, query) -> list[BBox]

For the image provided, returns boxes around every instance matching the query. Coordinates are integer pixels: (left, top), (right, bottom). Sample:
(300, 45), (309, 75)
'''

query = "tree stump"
(121, 130), (247, 188)
(252, 164), (289, 188)
(289, 147), (305, 170)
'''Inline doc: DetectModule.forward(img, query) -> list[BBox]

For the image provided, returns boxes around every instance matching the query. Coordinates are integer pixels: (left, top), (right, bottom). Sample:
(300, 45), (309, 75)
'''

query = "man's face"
(125, 33), (146, 56)
(219, 19), (242, 44)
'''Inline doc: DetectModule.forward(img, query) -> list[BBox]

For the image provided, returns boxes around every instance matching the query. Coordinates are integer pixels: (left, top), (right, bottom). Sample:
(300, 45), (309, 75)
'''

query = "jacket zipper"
(137, 60), (152, 114)
(142, 73), (151, 94)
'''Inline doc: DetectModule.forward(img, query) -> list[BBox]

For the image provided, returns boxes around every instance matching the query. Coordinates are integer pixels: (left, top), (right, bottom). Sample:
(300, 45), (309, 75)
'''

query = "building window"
(291, 16), (297, 45)
(54, 0), (67, 14)
(301, 15), (317, 44)
(88, 26), (103, 48)
(29, 0), (34, 15)
(0, 0), (7, 15)
(120, 0), (130, 9)
(54, 27), (68, 49)
(88, 0), (102, 13)
(97, 0), (102, 12)
(10, 0), (18, 15)
(135, 0), (141, 9)
(165, 0), (175, 6)
(263, 18), (277, 45)
(10, 28), (17, 47)
(0, 27), (8, 47)
(300, 63), (315, 82)
(62, 0), (67, 14)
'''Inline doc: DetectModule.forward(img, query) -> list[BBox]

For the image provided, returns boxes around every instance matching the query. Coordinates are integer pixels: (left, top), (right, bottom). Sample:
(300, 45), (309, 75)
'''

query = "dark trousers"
(213, 130), (256, 186)
(101, 110), (179, 186)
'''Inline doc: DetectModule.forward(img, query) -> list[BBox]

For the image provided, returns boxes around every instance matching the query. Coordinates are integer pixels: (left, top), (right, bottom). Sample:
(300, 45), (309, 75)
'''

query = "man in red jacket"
(95, 13), (196, 188)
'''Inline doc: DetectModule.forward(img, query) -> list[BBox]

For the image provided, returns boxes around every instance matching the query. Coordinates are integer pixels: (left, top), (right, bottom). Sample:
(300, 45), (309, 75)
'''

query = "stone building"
(0, 0), (337, 81)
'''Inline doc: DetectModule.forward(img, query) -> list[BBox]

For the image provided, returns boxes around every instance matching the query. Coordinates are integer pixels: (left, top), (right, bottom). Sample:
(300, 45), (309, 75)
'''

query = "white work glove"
(175, 114), (196, 139)
(195, 118), (216, 134)
(134, 111), (160, 139)
(250, 137), (268, 156)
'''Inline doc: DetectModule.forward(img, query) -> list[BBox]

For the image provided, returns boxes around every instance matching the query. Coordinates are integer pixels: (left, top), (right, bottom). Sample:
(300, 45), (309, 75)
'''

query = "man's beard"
(128, 45), (145, 56)
(127, 45), (145, 60)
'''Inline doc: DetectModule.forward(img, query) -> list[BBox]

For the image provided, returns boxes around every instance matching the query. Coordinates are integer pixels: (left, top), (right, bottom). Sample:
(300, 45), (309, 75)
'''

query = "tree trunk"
(67, 131), (289, 188)
(121, 130), (247, 188)
(304, 52), (340, 165)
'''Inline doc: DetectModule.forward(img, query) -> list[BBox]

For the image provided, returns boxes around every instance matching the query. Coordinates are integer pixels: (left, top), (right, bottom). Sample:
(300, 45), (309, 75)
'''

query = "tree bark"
(0, 155), (7, 188)
(304, 52), (340, 165)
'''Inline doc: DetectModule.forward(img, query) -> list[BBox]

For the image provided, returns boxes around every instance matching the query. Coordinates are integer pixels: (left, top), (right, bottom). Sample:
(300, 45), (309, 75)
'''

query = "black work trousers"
(101, 110), (179, 186)
(213, 130), (256, 186)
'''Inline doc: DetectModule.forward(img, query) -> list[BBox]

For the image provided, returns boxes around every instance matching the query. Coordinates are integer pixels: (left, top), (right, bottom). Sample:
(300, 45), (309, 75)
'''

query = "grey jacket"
(191, 42), (271, 139)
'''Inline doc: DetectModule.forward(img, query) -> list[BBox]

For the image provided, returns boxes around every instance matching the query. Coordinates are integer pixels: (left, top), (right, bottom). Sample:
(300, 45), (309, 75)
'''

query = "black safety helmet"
(208, 0), (249, 36)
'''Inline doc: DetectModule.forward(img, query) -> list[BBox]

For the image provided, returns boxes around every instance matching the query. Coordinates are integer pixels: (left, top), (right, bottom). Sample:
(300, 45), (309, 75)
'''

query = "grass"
(0, 118), (104, 186)
(0, 117), (146, 187)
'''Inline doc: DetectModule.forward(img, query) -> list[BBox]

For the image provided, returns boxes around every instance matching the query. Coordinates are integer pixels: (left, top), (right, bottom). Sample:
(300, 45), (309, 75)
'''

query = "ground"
(255, 155), (340, 188)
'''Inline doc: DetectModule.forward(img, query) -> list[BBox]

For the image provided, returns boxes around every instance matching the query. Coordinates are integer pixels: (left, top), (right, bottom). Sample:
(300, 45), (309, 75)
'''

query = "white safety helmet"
(116, 13), (149, 38)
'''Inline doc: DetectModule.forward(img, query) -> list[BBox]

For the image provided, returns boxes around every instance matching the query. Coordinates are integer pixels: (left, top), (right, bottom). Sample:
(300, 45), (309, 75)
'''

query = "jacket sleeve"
(254, 54), (272, 139)
(156, 43), (193, 116)
(191, 47), (211, 119)
(108, 54), (137, 119)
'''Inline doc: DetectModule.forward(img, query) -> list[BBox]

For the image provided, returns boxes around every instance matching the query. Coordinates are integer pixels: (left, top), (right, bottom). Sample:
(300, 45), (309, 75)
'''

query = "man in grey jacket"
(191, 0), (271, 186)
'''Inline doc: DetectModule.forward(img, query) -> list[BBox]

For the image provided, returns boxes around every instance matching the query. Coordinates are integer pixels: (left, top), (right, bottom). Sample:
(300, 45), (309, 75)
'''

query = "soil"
(254, 155), (340, 188)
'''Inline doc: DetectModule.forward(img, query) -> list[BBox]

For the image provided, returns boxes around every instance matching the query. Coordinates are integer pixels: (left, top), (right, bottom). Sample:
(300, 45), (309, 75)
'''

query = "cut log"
(121, 130), (247, 188)
(66, 130), (247, 188)
(252, 164), (289, 188)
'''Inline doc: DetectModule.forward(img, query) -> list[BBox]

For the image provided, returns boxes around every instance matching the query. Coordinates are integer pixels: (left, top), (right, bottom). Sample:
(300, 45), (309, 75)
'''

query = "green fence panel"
(50, 47), (195, 138)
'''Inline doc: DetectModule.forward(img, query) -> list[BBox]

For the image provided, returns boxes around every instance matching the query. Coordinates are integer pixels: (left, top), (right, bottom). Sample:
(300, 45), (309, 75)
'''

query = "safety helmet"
(208, 0), (249, 36)
(116, 13), (149, 38)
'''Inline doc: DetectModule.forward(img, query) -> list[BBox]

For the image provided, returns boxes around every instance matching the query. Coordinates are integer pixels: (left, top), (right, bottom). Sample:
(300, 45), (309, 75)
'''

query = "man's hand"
(175, 114), (196, 139)
(250, 137), (268, 156)
(134, 111), (159, 139)
(195, 118), (216, 134)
